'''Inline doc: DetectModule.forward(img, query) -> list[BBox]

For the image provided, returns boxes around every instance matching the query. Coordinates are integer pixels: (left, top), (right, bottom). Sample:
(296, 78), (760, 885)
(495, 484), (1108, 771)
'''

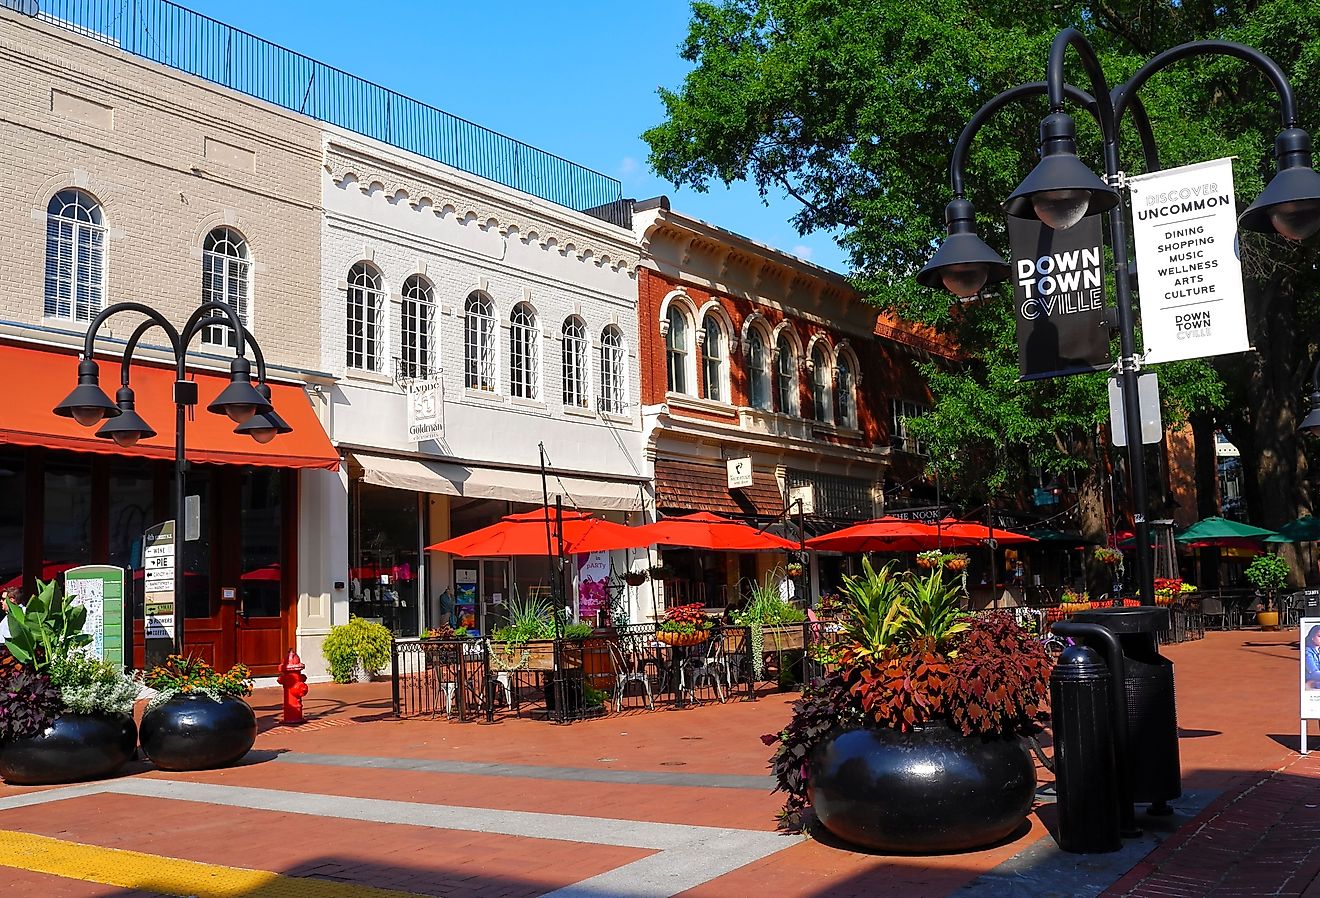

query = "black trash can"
(1073, 606), (1181, 811)
(1049, 644), (1121, 853)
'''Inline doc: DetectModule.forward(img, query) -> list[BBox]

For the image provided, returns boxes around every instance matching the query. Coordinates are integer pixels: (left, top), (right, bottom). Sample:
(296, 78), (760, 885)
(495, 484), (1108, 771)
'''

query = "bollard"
(277, 649), (308, 725)
(1050, 644), (1121, 853)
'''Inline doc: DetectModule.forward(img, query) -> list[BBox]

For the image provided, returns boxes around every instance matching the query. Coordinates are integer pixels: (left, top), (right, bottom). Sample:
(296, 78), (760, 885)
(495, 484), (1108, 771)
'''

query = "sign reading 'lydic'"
(1008, 213), (1110, 380)
(1129, 157), (1250, 364)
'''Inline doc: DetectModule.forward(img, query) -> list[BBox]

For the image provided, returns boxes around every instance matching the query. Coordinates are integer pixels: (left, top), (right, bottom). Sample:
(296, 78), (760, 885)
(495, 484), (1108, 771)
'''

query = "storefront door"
(451, 558), (509, 636)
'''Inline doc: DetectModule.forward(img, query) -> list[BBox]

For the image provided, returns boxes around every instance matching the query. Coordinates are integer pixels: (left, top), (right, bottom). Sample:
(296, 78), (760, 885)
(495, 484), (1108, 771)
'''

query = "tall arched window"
(746, 329), (771, 410)
(776, 333), (798, 415)
(44, 188), (105, 322)
(600, 325), (627, 414)
(201, 227), (252, 347)
(811, 343), (833, 423)
(400, 275), (435, 379)
(346, 262), (384, 372)
(509, 302), (539, 400)
(562, 316), (589, 409)
(837, 353), (857, 429)
(702, 315), (727, 402)
(666, 305), (690, 394)
(464, 292), (497, 392)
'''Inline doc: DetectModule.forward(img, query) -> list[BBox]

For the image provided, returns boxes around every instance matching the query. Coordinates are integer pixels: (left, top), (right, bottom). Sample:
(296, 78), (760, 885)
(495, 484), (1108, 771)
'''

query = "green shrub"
(563, 621), (594, 640)
(1244, 553), (1290, 595)
(49, 653), (141, 716)
(323, 618), (393, 683)
(4, 579), (91, 672)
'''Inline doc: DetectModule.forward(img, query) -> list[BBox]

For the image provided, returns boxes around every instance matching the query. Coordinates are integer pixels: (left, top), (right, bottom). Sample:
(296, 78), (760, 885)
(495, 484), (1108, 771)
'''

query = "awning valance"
(353, 453), (643, 511)
(0, 343), (339, 470)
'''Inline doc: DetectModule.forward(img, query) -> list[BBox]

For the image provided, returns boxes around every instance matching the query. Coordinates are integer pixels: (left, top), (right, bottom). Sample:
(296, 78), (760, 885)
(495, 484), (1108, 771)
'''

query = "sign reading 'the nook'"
(1009, 213), (1111, 380)
(1129, 157), (1249, 364)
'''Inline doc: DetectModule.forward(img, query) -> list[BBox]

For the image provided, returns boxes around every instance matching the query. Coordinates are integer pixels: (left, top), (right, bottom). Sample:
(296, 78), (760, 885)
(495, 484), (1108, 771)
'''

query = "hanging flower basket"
(916, 550), (942, 569)
(943, 554), (970, 572)
(1094, 547), (1123, 566)
(656, 631), (709, 647)
(624, 571), (648, 587)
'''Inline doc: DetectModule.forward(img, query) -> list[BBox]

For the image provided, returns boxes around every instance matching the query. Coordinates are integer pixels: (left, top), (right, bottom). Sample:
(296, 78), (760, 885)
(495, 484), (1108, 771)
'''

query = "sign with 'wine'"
(1008, 213), (1111, 380)
(1128, 157), (1249, 364)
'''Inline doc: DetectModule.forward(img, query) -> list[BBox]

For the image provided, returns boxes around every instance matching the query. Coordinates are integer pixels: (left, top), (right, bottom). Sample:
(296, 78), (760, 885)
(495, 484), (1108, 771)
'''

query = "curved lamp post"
(918, 30), (1320, 607)
(53, 300), (284, 661)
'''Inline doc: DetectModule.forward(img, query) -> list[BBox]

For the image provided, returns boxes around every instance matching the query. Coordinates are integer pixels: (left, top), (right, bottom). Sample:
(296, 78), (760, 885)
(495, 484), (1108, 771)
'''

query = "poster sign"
(726, 457), (754, 490)
(1302, 617), (1320, 752)
(576, 551), (610, 620)
(407, 377), (444, 443)
(1129, 158), (1249, 364)
(143, 521), (176, 663)
(64, 565), (125, 667)
(1009, 213), (1110, 380)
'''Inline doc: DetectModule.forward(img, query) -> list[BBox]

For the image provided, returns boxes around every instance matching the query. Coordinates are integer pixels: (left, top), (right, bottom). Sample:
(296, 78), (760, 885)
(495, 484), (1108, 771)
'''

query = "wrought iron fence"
(20, 0), (630, 228)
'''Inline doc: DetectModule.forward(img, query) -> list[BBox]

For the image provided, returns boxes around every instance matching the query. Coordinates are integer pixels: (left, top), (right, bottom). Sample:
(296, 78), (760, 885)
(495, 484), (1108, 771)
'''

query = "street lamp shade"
(94, 385), (156, 448)
(233, 384), (290, 444)
(916, 199), (1012, 298)
(1299, 391), (1320, 437)
(53, 358), (120, 427)
(1239, 129), (1320, 241)
(1005, 113), (1118, 230)
(206, 356), (271, 424)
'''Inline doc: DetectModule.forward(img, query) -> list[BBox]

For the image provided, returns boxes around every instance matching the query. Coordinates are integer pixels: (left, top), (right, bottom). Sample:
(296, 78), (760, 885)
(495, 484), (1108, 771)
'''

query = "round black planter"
(808, 723), (1035, 853)
(0, 712), (137, 786)
(140, 693), (257, 771)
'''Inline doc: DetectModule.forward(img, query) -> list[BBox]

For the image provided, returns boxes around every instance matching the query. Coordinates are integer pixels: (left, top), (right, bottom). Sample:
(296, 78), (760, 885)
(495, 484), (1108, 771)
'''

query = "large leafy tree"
(645, 0), (1320, 584)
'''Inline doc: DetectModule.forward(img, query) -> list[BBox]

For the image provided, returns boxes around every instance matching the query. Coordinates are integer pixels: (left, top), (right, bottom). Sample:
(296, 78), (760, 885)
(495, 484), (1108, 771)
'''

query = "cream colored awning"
(353, 454), (643, 511)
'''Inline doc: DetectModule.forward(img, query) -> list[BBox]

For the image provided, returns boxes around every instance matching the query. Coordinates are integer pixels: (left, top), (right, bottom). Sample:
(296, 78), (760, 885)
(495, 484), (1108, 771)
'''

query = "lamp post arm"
(1123, 91), (1162, 173)
(80, 302), (181, 362)
(1047, 28), (1117, 149)
(177, 300), (251, 378)
(239, 327), (269, 385)
(120, 318), (182, 386)
(1114, 40), (1297, 130)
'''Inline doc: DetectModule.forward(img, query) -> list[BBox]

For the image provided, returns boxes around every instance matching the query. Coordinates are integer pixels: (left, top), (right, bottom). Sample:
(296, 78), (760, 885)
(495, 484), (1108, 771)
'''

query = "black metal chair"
(1200, 595), (1228, 631)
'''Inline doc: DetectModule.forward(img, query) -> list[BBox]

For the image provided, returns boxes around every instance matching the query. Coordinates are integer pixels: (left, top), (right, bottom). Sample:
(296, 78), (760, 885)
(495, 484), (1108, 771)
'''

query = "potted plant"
(1244, 553), (1291, 630)
(489, 591), (557, 671)
(656, 603), (712, 646)
(763, 558), (1050, 853)
(732, 573), (807, 679)
(323, 616), (393, 683)
(623, 570), (649, 587)
(915, 549), (942, 569)
(648, 564), (673, 581)
(942, 552), (970, 572)
(0, 580), (140, 786)
(1094, 547), (1123, 567)
(140, 655), (256, 771)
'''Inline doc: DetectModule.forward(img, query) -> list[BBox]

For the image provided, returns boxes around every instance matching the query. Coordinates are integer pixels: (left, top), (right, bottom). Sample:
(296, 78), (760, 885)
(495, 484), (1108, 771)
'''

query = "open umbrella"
(1265, 515), (1320, 543)
(427, 507), (652, 557)
(241, 563), (282, 582)
(806, 517), (977, 553)
(935, 518), (1037, 546)
(1175, 516), (1277, 545)
(1025, 526), (1097, 548)
(633, 512), (797, 551)
(0, 562), (79, 593)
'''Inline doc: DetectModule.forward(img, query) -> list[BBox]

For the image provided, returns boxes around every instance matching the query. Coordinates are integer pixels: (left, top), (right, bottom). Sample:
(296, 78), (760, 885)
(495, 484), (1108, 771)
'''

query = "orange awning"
(0, 343), (339, 470)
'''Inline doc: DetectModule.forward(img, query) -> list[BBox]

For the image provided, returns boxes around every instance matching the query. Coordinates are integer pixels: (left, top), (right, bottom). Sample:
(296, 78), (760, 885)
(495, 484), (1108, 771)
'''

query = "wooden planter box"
(488, 640), (557, 671)
(762, 625), (806, 652)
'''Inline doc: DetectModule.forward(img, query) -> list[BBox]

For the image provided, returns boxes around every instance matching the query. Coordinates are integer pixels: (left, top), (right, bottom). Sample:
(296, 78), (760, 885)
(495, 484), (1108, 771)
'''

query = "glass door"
(480, 559), (510, 635)
(235, 468), (286, 676)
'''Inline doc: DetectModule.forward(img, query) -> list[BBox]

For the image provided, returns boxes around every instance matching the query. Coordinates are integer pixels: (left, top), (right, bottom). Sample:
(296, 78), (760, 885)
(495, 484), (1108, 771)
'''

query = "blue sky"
(177, 0), (848, 272)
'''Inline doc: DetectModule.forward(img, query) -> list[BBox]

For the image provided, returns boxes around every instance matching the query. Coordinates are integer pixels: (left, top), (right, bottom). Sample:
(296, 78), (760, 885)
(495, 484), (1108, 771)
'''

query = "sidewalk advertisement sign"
(407, 377), (444, 444)
(1128, 157), (1250, 364)
(143, 520), (176, 665)
(1008, 213), (1110, 380)
(63, 565), (125, 668)
(1301, 617), (1320, 754)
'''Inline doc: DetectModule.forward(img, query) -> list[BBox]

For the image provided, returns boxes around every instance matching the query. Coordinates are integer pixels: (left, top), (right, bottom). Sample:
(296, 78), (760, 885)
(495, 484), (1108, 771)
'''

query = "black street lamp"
(53, 300), (284, 659)
(919, 31), (1320, 606)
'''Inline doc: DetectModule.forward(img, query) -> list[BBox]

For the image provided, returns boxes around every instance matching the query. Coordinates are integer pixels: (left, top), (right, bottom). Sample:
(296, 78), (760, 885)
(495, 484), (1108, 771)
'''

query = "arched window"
(746, 328), (771, 411)
(702, 315), (726, 402)
(837, 353), (857, 429)
(400, 275), (435, 379)
(464, 292), (497, 392)
(811, 343), (833, 423)
(509, 302), (539, 400)
(44, 188), (105, 322)
(600, 325), (627, 415)
(346, 262), (384, 372)
(666, 305), (691, 394)
(776, 333), (798, 415)
(201, 227), (251, 347)
(562, 316), (589, 409)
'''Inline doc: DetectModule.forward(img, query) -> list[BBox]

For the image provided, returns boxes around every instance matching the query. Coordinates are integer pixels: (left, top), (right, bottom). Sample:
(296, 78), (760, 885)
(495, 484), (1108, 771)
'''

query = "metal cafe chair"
(681, 632), (728, 704)
(606, 636), (653, 711)
(1199, 595), (1228, 631)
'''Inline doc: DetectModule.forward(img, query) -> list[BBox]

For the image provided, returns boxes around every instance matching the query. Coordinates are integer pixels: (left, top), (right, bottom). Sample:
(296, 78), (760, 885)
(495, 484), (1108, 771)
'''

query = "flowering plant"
(578, 578), (608, 618)
(658, 603), (713, 637)
(142, 655), (252, 710)
(1094, 547), (1123, 566)
(942, 553), (970, 572)
(915, 550), (942, 569)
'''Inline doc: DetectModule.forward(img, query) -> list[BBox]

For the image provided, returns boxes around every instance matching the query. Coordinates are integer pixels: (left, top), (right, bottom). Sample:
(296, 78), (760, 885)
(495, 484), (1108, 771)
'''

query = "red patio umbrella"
(632, 512), (797, 551)
(426, 507), (653, 557)
(0, 562), (79, 593)
(241, 563), (282, 581)
(806, 517), (976, 553)
(935, 518), (1037, 546)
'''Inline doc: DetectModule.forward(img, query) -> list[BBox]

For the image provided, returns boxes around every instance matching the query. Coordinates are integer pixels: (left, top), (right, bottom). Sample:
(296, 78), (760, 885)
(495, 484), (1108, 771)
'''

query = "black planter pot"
(809, 723), (1035, 853)
(140, 693), (257, 771)
(0, 712), (137, 786)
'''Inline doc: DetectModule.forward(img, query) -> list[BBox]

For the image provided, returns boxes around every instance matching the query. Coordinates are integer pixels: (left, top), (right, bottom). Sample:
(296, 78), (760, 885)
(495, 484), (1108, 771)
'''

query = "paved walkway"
(0, 628), (1315, 897)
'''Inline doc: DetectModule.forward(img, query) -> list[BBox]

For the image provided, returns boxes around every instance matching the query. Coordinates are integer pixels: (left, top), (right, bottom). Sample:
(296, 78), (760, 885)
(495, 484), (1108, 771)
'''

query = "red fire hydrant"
(277, 648), (308, 725)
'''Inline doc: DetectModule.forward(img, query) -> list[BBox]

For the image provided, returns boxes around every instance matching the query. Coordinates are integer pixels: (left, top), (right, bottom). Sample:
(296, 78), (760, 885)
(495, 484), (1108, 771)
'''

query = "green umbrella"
(1026, 527), (1098, 547)
(1175, 516), (1277, 544)
(1264, 515), (1320, 543)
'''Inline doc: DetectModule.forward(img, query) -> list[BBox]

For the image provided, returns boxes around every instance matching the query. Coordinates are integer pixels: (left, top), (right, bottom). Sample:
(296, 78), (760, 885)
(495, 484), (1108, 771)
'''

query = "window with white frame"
(600, 325), (627, 414)
(702, 315), (726, 402)
(892, 399), (932, 455)
(200, 227), (251, 347)
(811, 343), (833, 423)
(837, 353), (858, 429)
(44, 189), (105, 322)
(562, 316), (589, 409)
(776, 332), (798, 415)
(509, 302), (539, 400)
(346, 262), (384, 372)
(665, 305), (690, 394)
(746, 328), (771, 410)
(464, 292), (497, 392)
(400, 275), (435, 379)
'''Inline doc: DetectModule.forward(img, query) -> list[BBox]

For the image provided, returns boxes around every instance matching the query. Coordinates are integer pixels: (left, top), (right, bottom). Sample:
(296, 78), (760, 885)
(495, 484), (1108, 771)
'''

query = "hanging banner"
(575, 551), (610, 621)
(1128, 157), (1249, 364)
(407, 377), (444, 443)
(1009, 214), (1110, 380)
(64, 565), (125, 668)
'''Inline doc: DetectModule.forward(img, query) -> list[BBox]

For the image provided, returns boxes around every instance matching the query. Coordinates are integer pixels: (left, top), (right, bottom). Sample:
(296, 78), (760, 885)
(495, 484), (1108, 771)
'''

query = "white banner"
(407, 377), (443, 443)
(726, 457), (753, 490)
(1129, 157), (1249, 364)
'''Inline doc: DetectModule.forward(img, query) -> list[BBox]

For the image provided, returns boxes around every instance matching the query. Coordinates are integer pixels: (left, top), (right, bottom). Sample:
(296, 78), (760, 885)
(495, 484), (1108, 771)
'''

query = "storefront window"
(183, 469), (212, 619)
(350, 483), (421, 636)
(43, 459), (92, 580)
(240, 468), (283, 619)
(108, 460), (153, 620)
(0, 452), (23, 594)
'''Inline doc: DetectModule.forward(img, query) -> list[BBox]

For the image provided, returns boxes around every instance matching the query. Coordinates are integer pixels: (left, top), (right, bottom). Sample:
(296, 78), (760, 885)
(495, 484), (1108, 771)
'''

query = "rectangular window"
(0, 452), (23, 597)
(401, 292), (435, 379)
(891, 399), (932, 456)
(347, 285), (382, 371)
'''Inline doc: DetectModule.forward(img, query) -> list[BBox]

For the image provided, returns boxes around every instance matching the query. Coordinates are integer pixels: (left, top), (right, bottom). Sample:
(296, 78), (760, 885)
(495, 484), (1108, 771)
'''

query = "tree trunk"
(1078, 431), (1110, 601)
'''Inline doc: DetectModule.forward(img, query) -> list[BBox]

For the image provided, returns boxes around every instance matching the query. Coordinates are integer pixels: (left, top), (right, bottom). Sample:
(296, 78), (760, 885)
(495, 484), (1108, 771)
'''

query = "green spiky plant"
(836, 558), (907, 663)
(3, 579), (91, 673)
(901, 566), (971, 648)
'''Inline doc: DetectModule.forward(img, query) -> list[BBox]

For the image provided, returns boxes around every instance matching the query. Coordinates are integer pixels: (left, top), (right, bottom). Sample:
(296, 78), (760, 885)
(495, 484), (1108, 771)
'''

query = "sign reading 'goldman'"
(1008, 213), (1110, 380)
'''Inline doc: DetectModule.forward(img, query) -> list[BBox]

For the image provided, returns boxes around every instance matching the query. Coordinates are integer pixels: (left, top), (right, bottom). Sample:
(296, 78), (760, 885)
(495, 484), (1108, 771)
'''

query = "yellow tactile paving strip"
(0, 829), (429, 898)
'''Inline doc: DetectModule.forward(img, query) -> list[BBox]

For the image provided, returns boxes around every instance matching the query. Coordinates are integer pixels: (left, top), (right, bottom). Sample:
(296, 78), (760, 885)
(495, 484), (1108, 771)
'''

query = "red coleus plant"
(848, 647), (950, 731)
(944, 612), (1052, 737)
(658, 603), (713, 636)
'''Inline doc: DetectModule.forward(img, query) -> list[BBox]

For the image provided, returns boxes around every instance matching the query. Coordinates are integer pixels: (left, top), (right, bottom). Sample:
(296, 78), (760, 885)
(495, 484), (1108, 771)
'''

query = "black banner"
(1009, 214), (1111, 380)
